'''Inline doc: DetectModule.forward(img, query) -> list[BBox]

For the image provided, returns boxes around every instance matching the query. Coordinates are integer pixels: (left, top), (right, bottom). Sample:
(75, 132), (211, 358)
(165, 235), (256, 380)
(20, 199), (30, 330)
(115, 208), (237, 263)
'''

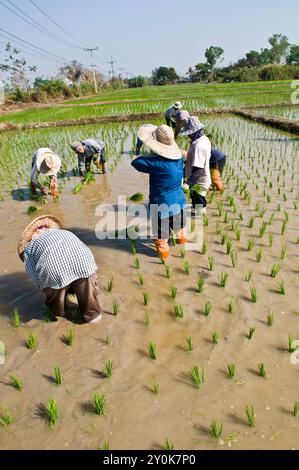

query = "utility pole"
(108, 56), (116, 84)
(84, 47), (99, 93)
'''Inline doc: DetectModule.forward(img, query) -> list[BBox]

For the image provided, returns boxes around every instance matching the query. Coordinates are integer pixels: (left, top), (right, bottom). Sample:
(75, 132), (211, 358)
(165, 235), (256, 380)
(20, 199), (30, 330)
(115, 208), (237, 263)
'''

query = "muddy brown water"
(0, 147), (299, 449)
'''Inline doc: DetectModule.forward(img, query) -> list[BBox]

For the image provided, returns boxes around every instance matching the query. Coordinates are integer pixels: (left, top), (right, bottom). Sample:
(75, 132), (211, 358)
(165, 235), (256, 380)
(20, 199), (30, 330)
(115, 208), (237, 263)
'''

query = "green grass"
(189, 366), (204, 388)
(54, 367), (62, 385)
(112, 299), (120, 316)
(196, 276), (205, 294)
(245, 406), (256, 427)
(174, 304), (184, 319)
(26, 333), (38, 350)
(0, 409), (13, 427)
(12, 307), (21, 328)
(9, 375), (23, 391)
(92, 394), (107, 416)
(227, 364), (235, 379)
(46, 399), (59, 427)
(210, 420), (223, 440)
(147, 342), (157, 360)
(104, 360), (113, 379)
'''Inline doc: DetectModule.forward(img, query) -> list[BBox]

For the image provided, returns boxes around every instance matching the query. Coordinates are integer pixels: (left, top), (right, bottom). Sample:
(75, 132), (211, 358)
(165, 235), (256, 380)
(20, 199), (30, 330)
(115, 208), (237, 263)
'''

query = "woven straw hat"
(37, 151), (61, 176)
(18, 215), (63, 262)
(137, 124), (181, 160)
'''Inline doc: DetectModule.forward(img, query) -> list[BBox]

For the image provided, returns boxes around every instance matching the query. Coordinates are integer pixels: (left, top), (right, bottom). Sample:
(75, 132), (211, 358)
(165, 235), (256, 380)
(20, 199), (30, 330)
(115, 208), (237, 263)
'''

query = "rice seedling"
(219, 272), (228, 288)
(46, 399), (59, 427)
(9, 375), (23, 391)
(235, 227), (241, 241)
(226, 239), (233, 255)
(131, 240), (137, 256)
(278, 280), (286, 295)
(293, 401), (299, 418)
(105, 335), (112, 346)
(248, 217), (254, 229)
(92, 394), (107, 416)
(151, 380), (160, 395)
(227, 364), (235, 379)
(245, 406), (256, 427)
(147, 342), (157, 360)
(54, 367), (62, 385)
(174, 304), (184, 319)
(104, 360), (113, 379)
(134, 257), (140, 269)
(98, 441), (110, 450)
(170, 286), (178, 300)
(143, 292), (150, 306)
(202, 240), (208, 255)
(271, 264), (281, 278)
(288, 336), (297, 353)
(106, 278), (114, 293)
(221, 232), (228, 246)
(280, 245), (287, 260)
(210, 420), (223, 440)
(267, 312), (274, 327)
(248, 327), (256, 340)
(258, 363), (266, 379)
(26, 333), (38, 350)
(247, 238), (255, 251)
(196, 276), (205, 294)
(189, 366), (204, 388)
(130, 192), (144, 202)
(281, 220), (287, 236)
(256, 249), (262, 263)
(228, 299), (236, 314)
(204, 301), (212, 317)
(0, 409), (13, 427)
(250, 287), (257, 303)
(180, 248), (185, 259)
(12, 307), (20, 328)
(203, 214), (209, 227)
(112, 299), (120, 316)
(259, 222), (267, 238)
(185, 337), (193, 352)
(138, 273), (144, 286)
(231, 251), (238, 268)
(212, 332), (219, 345)
(269, 233), (273, 248)
(143, 313), (150, 327)
(164, 265), (171, 279)
(245, 271), (253, 282)
(208, 256), (215, 272)
(65, 327), (75, 346)
(183, 261), (191, 275)
(27, 205), (38, 215)
(163, 439), (174, 450)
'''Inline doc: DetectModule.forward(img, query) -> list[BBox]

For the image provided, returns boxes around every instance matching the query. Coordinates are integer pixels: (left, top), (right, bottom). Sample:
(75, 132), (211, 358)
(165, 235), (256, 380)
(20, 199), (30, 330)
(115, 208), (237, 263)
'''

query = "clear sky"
(0, 0), (298, 80)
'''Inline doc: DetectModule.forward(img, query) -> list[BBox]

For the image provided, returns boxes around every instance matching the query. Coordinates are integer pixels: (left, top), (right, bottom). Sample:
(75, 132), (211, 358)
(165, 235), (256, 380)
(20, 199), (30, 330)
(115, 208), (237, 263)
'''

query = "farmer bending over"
(30, 148), (61, 199)
(179, 116), (211, 214)
(131, 124), (187, 260)
(173, 110), (190, 138)
(210, 148), (226, 192)
(18, 216), (102, 324)
(164, 101), (182, 128)
(71, 138), (107, 177)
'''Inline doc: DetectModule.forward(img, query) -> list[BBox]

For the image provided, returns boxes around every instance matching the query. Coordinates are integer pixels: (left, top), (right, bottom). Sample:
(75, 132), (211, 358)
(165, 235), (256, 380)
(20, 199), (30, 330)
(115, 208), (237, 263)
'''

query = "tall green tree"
(287, 45), (299, 65)
(205, 46), (224, 80)
(268, 33), (290, 63)
(152, 67), (179, 86)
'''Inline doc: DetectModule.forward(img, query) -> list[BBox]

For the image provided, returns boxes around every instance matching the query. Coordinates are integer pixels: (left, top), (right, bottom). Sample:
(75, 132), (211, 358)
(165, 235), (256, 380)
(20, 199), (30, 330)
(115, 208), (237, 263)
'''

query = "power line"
(0, 36), (66, 64)
(108, 56), (116, 79)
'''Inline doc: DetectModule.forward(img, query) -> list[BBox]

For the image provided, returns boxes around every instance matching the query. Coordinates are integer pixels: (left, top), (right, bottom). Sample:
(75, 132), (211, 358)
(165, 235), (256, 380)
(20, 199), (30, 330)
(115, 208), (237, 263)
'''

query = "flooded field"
(0, 115), (299, 450)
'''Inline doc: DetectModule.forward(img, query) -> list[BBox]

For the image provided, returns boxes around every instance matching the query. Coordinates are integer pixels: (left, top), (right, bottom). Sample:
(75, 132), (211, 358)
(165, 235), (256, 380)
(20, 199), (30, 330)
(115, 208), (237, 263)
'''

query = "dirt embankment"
(234, 109), (299, 135)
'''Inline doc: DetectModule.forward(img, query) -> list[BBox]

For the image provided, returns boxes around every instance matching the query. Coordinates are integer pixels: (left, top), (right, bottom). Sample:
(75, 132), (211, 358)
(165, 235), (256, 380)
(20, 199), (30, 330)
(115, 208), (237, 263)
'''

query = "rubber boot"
(176, 227), (188, 245)
(211, 168), (224, 192)
(155, 239), (170, 260)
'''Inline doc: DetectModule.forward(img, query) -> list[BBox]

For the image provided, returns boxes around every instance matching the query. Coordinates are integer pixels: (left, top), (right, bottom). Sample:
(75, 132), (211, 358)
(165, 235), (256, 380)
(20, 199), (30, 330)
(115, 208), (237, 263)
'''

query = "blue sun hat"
(179, 116), (205, 136)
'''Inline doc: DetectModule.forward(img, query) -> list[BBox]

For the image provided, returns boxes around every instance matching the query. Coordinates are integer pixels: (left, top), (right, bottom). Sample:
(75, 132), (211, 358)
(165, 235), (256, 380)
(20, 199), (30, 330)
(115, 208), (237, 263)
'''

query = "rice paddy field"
(0, 80), (299, 450)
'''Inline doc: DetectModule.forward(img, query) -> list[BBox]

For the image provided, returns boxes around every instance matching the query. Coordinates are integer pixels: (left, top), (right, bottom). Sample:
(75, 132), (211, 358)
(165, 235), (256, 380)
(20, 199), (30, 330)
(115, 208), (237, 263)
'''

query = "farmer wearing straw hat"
(30, 148), (61, 199)
(164, 102), (182, 129)
(131, 124), (187, 260)
(18, 216), (102, 324)
(179, 116), (212, 214)
(71, 138), (107, 177)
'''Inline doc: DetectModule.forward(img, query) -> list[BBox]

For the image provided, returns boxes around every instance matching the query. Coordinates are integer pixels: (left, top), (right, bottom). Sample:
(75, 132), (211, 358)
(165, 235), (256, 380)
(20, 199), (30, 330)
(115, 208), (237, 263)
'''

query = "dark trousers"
(189, 189), (207, 209)
(210, 156), (226, 175)
(153, 210), (186, 240)
(43, 273), (101, 323)
(165, 117), (176, 129)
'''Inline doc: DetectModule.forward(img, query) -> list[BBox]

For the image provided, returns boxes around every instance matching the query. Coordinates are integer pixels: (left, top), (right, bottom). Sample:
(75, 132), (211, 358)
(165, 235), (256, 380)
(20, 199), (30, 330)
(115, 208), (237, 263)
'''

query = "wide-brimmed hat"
(137, 124), (181, 160)
(37, 151), (61, 177)
(179, 116), (205, 136)
(18, 215), (63, 261)
(174, 110), (190, 124)
(174, 101), (182, 109)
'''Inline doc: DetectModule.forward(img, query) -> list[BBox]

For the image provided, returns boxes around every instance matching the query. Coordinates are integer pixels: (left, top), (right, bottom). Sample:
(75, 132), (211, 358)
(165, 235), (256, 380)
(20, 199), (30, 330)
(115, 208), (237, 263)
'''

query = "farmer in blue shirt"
(131, 124), (187, 260)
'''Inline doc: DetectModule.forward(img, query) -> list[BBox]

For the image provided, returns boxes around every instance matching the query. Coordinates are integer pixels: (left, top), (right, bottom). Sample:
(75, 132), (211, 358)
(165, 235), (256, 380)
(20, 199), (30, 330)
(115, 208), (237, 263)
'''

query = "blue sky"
(0, 0), (298, 80)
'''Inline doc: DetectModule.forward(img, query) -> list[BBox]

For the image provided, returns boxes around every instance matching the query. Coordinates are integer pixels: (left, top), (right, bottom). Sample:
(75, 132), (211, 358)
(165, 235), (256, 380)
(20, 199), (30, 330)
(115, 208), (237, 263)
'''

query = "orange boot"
(176, 227), (188, 245)
(211, 168), (224, 192)
(155, 239), (170, 260)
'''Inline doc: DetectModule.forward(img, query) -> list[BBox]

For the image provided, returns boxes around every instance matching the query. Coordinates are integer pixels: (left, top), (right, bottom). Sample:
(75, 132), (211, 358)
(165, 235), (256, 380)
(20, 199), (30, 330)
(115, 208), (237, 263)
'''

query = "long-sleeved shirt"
(30, 148), (57, 190)
(164, 105), (177, 121)
(185, 135), (212, 191)
(24, 229), (97, 290)
(82, 139), (106, 163)
(131, 154), (186, 219)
